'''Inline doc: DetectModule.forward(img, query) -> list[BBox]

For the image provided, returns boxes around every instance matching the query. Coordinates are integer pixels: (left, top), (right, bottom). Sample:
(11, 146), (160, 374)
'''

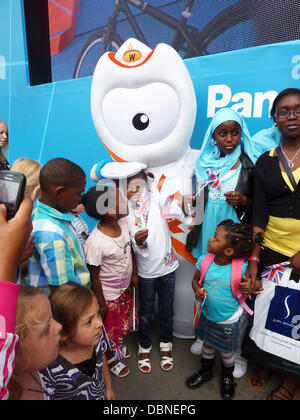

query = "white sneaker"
(190, 338), (203, 355)
(233, 356), (248, 379)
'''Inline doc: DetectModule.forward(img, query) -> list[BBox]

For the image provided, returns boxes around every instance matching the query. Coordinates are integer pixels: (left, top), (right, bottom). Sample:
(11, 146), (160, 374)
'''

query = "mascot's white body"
(91, 38), (199, 338)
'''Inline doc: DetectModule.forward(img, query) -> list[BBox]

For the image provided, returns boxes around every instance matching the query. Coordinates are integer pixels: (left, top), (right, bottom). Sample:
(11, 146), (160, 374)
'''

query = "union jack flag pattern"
(109, 339), (127, 361)
(136, 187), (150, 227)
(261, 261), (291, 284)
(160, 196), (174, 220)
(102, 333), (127, 362)
(206, 169), (222, 192)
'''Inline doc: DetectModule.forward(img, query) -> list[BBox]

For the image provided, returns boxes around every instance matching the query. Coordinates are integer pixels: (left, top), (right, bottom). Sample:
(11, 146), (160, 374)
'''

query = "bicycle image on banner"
(48, 0), (300, 82)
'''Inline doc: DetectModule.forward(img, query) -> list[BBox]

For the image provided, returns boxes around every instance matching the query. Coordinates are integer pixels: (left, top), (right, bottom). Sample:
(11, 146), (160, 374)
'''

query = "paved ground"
(110, 320), (284, 401)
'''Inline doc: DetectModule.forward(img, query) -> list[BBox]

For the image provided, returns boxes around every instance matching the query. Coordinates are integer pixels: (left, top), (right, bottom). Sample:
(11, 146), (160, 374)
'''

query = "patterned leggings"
(202, 343), (235, 367)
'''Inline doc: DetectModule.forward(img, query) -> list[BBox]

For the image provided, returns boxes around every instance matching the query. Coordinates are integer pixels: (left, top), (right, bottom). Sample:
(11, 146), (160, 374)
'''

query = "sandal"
(160, 342), (173, 372)
(138, 344), (152, 374)
(248, 367), (271, 392)
(109, 360), (130, 378)
(265, 384), (300, 400)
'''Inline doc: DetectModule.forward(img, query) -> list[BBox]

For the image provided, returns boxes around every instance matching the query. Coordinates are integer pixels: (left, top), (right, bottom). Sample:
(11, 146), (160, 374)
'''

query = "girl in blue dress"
(192, 108), (256, 260)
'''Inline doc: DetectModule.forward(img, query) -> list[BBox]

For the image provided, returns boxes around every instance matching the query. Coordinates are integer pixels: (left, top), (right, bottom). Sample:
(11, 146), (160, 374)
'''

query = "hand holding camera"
(0, 196), (33, 283)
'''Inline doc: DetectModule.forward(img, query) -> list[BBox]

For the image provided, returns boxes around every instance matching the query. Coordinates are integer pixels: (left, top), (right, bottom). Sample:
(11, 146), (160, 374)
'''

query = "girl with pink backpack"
(185, 219), (262, 399)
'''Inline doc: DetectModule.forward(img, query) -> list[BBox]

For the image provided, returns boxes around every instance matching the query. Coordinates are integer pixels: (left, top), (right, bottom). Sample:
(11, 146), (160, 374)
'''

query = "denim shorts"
(195, 315), (240, 354)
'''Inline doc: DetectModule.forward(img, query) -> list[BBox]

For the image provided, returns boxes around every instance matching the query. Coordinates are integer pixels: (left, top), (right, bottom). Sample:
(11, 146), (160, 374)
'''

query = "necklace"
(26, 372), (51, 398)
(112, 232), (131, 254)
(280, 145), (300, 169)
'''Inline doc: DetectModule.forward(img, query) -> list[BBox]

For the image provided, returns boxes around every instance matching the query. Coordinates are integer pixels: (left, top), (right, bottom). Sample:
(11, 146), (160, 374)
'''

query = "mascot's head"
(91, 38), (197, 167)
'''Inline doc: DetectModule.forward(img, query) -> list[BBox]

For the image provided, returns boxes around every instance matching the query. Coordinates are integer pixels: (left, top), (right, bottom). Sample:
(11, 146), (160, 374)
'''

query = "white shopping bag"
(250, 266), (300, 365)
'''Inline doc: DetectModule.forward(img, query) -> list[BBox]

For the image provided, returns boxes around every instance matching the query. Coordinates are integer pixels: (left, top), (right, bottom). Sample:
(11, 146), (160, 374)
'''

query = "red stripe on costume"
(168, 219), (184, 234)
(157, 174), (166, 192)
(101, 142), (127, 163)
(171, 236), (197, 265)
(108, 48), (156, 69)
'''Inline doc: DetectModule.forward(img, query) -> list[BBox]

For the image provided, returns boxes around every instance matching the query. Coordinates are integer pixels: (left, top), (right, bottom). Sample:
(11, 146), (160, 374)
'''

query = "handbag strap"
(276, 146), (297, 191)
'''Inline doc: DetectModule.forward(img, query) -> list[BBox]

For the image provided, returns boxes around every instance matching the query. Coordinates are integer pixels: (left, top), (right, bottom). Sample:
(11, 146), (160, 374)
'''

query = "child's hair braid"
(218, 219), (263, 258)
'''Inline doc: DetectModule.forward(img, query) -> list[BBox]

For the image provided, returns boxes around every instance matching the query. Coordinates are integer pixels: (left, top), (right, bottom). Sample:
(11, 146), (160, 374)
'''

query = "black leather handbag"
(186, 224), (201, 252)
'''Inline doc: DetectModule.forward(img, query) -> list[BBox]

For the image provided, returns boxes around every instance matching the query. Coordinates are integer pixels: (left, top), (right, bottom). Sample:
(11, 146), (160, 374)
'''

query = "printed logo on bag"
(265, 286), (300, 340)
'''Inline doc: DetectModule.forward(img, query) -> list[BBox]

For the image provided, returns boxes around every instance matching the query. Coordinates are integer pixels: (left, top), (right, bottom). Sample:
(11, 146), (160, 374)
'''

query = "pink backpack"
(199, 253), (253, 316)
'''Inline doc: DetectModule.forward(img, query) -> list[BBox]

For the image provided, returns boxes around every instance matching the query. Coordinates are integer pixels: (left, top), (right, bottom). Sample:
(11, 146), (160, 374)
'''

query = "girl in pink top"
(84, 186), (138, 378)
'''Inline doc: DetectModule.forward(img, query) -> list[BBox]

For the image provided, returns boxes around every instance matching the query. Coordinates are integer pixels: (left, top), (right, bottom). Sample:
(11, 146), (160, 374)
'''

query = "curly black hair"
(217, 219), (263, 259)
(40, 158), (85, 193)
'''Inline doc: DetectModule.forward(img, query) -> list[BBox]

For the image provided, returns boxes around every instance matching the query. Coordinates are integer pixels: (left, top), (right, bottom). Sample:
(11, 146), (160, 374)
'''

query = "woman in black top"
(0, 120), (10, 170)
(246, 88), (300, 400)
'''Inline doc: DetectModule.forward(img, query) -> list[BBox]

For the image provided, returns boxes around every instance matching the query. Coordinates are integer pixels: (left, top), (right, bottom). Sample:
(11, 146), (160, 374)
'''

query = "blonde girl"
(0, 120), (9, 170)
(11, 159), (42, 279)
(11, 158), (42, 201)
(8, 286), (62, 400)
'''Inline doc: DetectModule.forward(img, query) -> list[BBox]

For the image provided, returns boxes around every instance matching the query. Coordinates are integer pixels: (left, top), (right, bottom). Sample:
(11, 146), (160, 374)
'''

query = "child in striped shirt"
(27, 158), (90, 294)
(39, 284), (115, 400)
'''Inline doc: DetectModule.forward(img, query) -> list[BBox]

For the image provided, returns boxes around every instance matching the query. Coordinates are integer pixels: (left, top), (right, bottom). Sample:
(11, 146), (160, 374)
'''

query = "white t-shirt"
(128, 189), (179, 278)
(84, 218), (132, 301)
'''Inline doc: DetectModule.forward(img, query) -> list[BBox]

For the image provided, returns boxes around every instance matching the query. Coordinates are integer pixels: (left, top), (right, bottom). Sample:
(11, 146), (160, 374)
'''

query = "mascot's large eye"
(132, 113), (149, 131)
(102, 82), (179, 146)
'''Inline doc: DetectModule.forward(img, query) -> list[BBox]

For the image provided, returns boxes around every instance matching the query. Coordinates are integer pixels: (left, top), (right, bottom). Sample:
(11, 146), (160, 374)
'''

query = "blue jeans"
(138, 271), (175, 349)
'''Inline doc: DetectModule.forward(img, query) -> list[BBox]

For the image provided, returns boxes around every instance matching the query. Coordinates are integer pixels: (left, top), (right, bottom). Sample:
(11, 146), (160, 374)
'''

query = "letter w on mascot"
(90, 38), (200, 338)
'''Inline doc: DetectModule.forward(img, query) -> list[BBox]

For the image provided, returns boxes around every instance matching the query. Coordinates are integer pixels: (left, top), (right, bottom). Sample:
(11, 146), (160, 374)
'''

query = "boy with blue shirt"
(27, 158), (90, 294)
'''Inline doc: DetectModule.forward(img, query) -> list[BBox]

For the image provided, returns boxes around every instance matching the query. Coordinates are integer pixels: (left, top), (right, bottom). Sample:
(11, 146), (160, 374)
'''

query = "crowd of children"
(0, 154), (260, 401)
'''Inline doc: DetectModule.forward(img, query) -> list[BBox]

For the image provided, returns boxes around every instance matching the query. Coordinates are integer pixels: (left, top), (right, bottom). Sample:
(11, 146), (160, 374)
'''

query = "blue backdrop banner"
(0, 1), (299, 209)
